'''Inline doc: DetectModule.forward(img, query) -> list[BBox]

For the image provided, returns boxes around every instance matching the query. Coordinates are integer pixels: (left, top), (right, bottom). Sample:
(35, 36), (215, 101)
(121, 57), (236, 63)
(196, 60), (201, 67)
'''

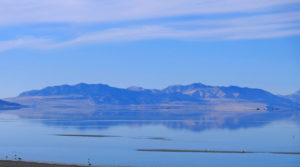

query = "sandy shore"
(0, 160), (89, 167)
(0, 160), (126, 167)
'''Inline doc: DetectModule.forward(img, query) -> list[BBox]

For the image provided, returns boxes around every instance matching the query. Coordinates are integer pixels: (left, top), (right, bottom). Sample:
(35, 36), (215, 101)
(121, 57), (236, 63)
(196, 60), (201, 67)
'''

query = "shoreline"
(0, 160), (125, 167)
(55, 134), (120, 138)
(136, 149), (300, 155)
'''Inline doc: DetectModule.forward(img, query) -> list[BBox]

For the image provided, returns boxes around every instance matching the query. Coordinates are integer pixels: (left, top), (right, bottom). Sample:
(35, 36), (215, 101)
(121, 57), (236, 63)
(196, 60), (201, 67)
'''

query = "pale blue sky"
(1, 0), (300, 98)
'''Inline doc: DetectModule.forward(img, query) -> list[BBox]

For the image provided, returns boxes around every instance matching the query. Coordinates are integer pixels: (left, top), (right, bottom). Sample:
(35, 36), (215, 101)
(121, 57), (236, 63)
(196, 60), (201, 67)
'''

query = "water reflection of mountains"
(40, 110), (300, 132)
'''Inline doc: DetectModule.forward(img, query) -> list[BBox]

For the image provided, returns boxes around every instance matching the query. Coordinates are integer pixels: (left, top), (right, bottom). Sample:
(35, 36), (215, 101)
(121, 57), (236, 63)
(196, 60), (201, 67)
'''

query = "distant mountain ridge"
(19, 83), (197, 105)
(0, 99), (23, 110)
(285, 90), (300, 103)
(162, 83), (294, 106)
(18, 83), (297, 108)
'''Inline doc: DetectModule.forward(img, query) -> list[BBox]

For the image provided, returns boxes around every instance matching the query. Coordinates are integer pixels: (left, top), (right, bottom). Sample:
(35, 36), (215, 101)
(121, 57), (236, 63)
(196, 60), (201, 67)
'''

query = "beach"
(0, 160), (124, 167)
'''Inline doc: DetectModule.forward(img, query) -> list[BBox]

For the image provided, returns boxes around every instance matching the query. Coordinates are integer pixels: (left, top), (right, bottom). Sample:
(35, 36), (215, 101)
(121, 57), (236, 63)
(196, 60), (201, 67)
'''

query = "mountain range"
(14, 82), (299, 108)
(285, 90), (300, 104)
(2, 82), (299, 119)
(0, 99), (23, 110)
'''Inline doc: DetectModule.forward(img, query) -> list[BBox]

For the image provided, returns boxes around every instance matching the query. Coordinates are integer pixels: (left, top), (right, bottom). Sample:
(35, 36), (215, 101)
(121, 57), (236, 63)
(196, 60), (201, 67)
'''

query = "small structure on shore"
(88, 158), (91, 166)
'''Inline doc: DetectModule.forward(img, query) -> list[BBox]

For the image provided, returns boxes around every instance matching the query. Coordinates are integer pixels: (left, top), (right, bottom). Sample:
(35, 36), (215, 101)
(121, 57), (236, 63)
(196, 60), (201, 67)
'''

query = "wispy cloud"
(0, 0), (299, 25)
(170, 11), (300, 27)
(0, 38), (50, 52)
(1, 22), (299, 52)
(0, 0), (300, 52)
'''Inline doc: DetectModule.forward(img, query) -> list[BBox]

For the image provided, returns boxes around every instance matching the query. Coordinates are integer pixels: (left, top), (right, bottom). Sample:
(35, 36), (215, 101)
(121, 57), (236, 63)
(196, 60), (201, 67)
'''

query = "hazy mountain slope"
(19, 83), (198, 105)
(163, 83), (294, 107)
(0, 99), (23, 110)
(17, 83), (296, 108)
(285, 90), (300, 104)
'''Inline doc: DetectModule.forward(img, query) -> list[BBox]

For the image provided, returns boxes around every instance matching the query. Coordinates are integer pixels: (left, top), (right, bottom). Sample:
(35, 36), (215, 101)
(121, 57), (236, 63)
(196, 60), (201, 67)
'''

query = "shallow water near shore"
(0, 113), (300, 167)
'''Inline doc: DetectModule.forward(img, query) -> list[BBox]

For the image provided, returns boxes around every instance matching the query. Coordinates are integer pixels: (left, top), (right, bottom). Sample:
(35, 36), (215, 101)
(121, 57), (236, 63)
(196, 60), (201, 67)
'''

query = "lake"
(0, 110), (300, 167)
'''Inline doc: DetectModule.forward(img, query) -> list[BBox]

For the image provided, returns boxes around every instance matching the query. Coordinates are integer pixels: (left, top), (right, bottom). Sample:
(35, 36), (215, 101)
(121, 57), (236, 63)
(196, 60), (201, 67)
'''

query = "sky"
(0, 0), (300, 98)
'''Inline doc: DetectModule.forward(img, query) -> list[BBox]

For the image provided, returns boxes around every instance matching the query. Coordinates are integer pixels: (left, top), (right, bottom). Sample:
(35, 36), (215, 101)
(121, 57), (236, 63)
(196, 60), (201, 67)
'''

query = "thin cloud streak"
(0, 38), (50, 52)
(0, 0), (300, 25)
(60, 23), (300, 45)
(0, 9), (300, 52)
(1, 24), (299, 52)
(169, 11), (300, 27)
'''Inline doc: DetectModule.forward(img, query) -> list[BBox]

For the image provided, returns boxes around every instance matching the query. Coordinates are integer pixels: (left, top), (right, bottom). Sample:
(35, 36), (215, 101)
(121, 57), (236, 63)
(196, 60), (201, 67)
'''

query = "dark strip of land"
(56, 134), (170, 140)
(0, 160), (129, 167)
(137, 149), (300, 155)
(147, 137), (171, 141)
(55, 134), (120, 138)
(0, 160), (88, 167)
(270, 152), (300, 155)
(137, 149), (253, 153)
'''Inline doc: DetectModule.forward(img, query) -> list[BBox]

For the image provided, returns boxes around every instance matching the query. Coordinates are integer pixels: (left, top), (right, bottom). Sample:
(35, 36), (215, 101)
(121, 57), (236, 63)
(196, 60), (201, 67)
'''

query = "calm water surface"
(0, 114), (300, 167)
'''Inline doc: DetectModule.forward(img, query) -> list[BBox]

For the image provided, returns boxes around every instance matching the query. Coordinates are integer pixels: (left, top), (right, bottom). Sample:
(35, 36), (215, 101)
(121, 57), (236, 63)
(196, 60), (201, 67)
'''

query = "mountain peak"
(127, 86), (145, 91)
(188, 82), (207, 87)
(163, 82), (210, 94)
